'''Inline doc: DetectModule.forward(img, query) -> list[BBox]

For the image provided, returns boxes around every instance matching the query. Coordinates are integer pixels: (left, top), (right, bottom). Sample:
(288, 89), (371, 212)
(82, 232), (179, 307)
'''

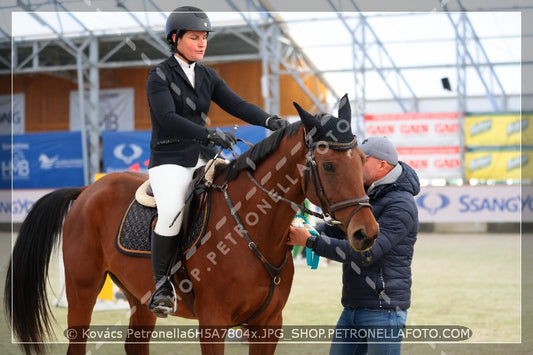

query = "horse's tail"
(4, 187), (82, 355)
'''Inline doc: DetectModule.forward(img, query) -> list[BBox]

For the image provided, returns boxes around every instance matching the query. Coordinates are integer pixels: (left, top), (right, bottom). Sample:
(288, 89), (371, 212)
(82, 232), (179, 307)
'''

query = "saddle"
(114, 157), (228, 258)
(114, 158), (228, 314)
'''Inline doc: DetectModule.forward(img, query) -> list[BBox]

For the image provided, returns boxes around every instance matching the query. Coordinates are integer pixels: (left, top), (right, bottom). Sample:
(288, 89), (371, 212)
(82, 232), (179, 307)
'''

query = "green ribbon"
(294, 214), (320, 269)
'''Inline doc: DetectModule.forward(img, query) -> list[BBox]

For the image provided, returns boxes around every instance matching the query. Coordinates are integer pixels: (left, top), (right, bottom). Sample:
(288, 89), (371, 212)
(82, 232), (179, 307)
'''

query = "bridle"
(302, 132), (372, 231)
(244, 129), (372, 231)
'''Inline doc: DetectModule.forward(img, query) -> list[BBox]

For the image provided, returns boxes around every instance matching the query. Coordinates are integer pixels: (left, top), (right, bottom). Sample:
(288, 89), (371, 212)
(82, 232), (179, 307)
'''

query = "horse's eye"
(323, 162), (335, 172)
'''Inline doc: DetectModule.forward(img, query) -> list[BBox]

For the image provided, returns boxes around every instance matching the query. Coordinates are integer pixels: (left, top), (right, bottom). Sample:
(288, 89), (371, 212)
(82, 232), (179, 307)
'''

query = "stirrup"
(148, 278), (177, 318)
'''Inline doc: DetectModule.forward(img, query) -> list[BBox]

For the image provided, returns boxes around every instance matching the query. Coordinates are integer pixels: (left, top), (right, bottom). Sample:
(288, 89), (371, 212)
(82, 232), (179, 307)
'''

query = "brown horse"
(5, 97), (379, 355)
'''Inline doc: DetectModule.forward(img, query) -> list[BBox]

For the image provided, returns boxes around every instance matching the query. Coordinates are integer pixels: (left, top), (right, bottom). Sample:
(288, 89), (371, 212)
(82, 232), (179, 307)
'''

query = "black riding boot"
(148, 230), (179, 318)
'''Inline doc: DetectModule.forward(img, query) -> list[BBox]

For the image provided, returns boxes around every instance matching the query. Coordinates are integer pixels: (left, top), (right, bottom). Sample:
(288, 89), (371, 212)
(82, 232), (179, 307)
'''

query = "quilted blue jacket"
(313, 161), (420, 310)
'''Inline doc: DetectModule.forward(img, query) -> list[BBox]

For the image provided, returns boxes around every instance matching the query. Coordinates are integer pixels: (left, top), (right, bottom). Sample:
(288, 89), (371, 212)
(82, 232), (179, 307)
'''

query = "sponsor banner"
(0, 93), (25, 134)
(102, 130), (150, 173)
(70, 88), (134, 132)
(465, 113), (532, 146)
(465, 149), (532, 181)
(3, 185), (530, 224)
(0, 189), (52, 223)
(102, 126), (268, 173)
(0, 132), (85, 189)
(416, 185), (531, 222)
(397, 146), (461, 180)
(364, 112), (459, 147)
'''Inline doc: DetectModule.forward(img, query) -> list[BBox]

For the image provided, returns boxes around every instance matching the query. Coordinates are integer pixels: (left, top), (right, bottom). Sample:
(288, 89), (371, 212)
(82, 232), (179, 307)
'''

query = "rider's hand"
(266, 115), (289, 131)
(206, 128), (237, 149)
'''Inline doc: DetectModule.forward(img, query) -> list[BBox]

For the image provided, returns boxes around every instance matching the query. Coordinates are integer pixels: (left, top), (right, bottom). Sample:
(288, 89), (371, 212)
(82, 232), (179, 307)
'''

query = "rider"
(145, 6), (288, 317)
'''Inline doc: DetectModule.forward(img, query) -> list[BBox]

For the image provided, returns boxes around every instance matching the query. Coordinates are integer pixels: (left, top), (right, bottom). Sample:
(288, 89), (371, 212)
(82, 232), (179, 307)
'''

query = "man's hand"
(287, 226), (312, 247)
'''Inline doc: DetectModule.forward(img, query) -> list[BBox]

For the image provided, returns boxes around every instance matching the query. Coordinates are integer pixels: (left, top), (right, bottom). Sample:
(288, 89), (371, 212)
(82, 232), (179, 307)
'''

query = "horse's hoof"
(149, 296), (175, 318)
(152, 308), (170, 318)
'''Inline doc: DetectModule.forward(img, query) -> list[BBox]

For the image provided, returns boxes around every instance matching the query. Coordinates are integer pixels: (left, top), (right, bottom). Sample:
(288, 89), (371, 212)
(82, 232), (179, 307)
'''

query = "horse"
(4, 96), (379, 355)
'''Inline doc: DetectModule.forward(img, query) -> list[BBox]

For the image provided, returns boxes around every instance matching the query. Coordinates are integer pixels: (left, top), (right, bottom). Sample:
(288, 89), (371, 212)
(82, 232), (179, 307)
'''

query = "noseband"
(303, 133), (372, 230)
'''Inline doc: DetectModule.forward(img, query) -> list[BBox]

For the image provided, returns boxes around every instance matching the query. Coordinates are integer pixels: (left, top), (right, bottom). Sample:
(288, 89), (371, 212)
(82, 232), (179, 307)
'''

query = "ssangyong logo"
(416, 193), (450, 216)
(113, 143), (143, 164)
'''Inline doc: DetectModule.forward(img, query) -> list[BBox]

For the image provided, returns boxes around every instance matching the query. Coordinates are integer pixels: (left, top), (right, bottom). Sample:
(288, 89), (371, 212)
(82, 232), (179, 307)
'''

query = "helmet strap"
(172, 35), (195, 65)
(176, 49), (195, 65)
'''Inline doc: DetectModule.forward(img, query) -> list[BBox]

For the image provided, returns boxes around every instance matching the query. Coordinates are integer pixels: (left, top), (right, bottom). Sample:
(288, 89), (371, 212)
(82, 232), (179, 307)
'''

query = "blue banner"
(1, 131), (85, 189)
(101, 126), (268, 173)
(101, 130), (151, 173)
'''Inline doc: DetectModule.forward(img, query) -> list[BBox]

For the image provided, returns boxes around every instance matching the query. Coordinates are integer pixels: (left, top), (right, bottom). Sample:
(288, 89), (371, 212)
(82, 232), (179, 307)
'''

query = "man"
(288, 136), (420, 354)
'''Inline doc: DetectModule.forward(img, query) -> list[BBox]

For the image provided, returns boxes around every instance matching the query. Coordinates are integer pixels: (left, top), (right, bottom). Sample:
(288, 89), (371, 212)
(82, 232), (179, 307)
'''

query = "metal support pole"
(77, 51), (89, 185)
(225, 0), (328, 112)
(88, 36), (100, 182)
(456, 15), (467, 183)
(328, 0), (419, 113)
(261, 24), (280, 115)
(77, 37), (100, 185)
(352, 20), (365, 137)
(442, 2), (508, 112)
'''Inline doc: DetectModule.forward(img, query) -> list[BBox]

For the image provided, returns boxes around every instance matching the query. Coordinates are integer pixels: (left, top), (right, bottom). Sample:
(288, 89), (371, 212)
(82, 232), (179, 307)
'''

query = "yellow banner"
(465, 113), (532, 146)
(465, 150), (532, 181)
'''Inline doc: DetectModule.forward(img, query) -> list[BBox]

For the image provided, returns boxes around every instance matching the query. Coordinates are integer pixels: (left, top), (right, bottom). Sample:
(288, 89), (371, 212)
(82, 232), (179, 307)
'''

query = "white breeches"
(148, 159), (207, 236)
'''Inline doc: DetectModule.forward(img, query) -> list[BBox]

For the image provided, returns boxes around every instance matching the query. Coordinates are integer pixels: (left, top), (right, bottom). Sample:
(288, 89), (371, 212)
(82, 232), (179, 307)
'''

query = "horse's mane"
(218, 121), (302, 182)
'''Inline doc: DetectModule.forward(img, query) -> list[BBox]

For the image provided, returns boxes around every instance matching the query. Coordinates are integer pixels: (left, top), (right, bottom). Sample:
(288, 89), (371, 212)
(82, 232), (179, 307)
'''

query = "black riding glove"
(266, 115), (289, 131)
(206, 128), (237, 149)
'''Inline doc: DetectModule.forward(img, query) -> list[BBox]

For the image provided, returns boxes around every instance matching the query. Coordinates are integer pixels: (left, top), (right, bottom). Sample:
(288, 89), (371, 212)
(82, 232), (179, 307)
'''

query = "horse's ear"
(293, 101), (319, 132)
(293, 102), (313, 121)
(338, 93), (351, 121)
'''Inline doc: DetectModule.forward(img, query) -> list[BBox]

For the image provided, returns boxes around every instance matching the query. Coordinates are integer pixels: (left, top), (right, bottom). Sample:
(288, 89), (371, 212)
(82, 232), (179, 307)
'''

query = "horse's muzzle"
(349, 227), (378, 252)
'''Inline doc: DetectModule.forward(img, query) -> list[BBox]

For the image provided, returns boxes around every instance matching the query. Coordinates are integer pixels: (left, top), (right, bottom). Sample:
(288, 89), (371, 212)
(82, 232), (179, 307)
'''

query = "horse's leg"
(122, 288), (157, 355)
(246, 326), (280, 355)
(64, 271), (106, 355)
(198, 325), (228, 355)
(246, 312), (283, 355)
(63, 229), (107, 355)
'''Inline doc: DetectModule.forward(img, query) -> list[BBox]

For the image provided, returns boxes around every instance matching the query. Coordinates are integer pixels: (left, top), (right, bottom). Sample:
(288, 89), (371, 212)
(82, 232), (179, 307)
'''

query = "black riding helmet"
(165, 6), (213, 59)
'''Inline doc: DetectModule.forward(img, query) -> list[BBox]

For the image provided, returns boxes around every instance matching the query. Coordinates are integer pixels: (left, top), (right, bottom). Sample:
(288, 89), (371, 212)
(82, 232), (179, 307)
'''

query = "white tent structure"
(1, 0), (530, 183)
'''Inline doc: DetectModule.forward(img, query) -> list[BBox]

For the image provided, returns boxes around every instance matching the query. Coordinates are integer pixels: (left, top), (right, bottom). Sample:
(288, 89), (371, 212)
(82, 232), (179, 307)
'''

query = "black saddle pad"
(115, 192), (210, 258)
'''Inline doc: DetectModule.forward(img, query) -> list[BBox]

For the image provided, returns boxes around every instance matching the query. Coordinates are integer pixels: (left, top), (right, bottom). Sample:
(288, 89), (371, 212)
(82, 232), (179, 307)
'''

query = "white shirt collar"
(174, 55), (196, 87)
